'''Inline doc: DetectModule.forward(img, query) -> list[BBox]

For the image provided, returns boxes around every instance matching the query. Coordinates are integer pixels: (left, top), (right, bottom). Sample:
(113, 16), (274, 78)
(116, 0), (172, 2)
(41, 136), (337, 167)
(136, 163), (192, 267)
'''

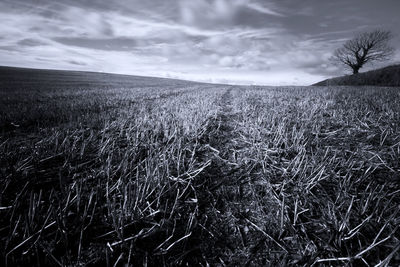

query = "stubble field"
(0, 67), (399, 266)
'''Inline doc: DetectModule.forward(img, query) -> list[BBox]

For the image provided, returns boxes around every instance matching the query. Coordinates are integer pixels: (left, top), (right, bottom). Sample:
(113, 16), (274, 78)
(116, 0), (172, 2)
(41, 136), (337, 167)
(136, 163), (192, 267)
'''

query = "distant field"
(1, 67), (399, 266)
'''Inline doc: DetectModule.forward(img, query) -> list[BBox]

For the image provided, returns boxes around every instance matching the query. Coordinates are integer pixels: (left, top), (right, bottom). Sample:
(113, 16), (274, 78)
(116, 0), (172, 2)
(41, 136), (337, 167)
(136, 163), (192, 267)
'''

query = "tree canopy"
(332, 30), (394, 74)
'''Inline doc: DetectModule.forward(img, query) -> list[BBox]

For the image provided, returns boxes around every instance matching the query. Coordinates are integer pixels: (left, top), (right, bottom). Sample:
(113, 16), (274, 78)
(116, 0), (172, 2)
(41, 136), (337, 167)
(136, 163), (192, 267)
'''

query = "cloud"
(246, 2), (283, 16)
(66, 59), (87, 66)
(53, 37), (139, 51)
(179, 0), (283, 30)
(17, 38), (48, 47)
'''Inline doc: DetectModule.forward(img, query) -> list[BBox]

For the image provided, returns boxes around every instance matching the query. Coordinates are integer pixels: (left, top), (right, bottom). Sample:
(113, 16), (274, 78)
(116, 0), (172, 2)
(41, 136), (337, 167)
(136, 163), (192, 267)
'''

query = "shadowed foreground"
(1, 67), (399, 266)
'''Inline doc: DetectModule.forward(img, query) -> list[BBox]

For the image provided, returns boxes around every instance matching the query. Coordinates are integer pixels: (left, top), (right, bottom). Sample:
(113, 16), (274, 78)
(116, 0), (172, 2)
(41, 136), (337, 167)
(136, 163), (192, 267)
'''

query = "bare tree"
(332, 30), (394, 74)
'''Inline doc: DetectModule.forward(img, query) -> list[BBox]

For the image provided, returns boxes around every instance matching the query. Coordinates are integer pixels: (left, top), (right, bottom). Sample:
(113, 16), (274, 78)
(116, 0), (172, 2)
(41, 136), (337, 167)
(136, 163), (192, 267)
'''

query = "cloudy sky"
(1, 0), (399, 85)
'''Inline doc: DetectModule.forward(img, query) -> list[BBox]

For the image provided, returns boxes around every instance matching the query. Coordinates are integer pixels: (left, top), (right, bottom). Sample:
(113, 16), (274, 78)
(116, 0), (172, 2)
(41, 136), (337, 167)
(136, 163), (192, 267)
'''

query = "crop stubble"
(0, 82), (399, 266)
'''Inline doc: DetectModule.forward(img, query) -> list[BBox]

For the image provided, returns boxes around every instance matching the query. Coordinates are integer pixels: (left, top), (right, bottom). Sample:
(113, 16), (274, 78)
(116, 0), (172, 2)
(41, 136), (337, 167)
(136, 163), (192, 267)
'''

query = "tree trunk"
(352, 67), (360, 74)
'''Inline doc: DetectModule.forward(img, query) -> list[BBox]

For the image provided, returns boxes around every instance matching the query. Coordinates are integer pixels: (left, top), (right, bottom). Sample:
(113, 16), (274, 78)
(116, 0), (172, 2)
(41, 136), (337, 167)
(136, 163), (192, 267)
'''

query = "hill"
(313, 64), (400, 86)
(0, 65), (200, 91)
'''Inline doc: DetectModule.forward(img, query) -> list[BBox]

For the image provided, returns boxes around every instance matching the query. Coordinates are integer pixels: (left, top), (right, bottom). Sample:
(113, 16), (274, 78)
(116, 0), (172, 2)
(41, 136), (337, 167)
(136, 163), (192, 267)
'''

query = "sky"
(0, 0), (399, 85)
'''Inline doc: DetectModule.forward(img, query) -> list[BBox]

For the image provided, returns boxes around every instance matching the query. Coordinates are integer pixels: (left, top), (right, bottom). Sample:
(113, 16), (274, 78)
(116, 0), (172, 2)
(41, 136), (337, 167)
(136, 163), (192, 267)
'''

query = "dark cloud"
(36, 57), (54, 62)
(0, 45), (20, 52)
(17, 38), (47, 47)
(66, 59), (87, 66)
(53, 37), (139, 51)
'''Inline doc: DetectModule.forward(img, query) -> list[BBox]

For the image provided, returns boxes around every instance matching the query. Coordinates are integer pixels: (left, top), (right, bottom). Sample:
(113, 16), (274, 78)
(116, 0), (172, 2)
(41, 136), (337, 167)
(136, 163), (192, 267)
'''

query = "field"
(1, 67), (399, 266)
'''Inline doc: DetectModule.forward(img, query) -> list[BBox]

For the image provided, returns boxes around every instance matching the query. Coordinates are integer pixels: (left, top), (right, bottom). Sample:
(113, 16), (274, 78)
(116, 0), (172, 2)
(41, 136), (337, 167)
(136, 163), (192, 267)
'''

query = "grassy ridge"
(0, 66), (195, 91)
(314, 64), (400, 86)
(0, 67), (400, 265)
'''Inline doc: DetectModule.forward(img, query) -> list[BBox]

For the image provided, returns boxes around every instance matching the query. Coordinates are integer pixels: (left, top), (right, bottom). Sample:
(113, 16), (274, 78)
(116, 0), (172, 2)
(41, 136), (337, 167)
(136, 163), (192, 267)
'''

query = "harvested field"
(1, 68), (399, 266)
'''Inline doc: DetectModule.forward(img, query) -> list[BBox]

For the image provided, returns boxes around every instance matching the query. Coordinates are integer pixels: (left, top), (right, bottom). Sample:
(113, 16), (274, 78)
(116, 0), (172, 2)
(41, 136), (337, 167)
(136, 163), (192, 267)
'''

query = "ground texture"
(1, 69), (400, 266)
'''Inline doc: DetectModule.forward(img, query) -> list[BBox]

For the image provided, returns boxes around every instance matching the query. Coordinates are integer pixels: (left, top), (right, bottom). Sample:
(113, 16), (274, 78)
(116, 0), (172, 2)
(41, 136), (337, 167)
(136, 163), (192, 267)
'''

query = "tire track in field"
(194, 87), (255, 265)
(194, 87), (287, 266)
